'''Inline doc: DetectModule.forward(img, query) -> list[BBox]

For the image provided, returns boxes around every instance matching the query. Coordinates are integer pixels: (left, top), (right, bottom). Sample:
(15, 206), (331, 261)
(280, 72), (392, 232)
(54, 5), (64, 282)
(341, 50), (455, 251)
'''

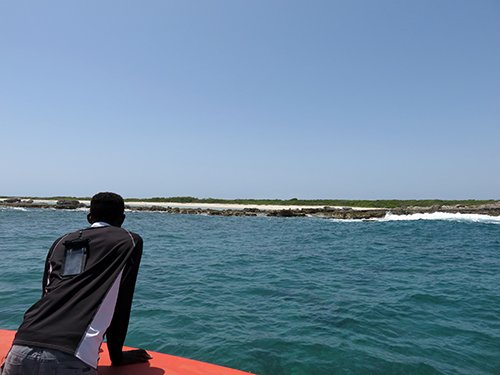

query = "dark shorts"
(1, 345), (97, 375)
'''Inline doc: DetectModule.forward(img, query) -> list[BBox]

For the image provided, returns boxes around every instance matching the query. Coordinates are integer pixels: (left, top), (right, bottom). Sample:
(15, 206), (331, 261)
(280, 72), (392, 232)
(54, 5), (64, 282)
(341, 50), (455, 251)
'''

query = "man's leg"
(51, 348), (96, 375)
(2, 345), (96, 375)
(1, 345), (40, 375)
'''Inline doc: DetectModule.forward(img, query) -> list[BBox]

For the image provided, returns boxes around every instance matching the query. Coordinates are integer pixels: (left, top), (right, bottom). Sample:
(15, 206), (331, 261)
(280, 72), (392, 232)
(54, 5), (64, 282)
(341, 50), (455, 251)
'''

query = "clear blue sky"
(1, 1), (499, 199)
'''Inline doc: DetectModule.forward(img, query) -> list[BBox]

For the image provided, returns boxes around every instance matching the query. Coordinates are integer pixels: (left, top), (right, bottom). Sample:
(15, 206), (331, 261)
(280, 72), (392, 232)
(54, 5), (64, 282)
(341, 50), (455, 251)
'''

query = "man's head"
(87, 192), (125, 227)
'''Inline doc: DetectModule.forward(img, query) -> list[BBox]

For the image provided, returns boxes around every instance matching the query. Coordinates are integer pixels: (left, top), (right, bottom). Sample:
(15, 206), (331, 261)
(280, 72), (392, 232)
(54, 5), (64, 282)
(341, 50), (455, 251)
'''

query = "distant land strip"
(0, 196), (498, 209)
(1, 196), (500, 220)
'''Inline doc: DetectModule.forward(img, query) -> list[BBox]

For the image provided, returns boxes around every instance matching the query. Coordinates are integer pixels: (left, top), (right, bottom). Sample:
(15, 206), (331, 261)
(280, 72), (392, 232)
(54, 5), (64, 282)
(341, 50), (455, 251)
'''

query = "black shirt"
(13, 224), (143, 369)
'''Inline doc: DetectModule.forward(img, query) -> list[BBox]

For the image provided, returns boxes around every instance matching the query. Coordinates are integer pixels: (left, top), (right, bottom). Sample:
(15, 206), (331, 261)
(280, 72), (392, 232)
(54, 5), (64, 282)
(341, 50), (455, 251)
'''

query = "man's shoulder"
(51, 230), (78, 245)
(126, 230), (143, 245)
(54, 226), (143, 246)
(102, 227), (143, 244)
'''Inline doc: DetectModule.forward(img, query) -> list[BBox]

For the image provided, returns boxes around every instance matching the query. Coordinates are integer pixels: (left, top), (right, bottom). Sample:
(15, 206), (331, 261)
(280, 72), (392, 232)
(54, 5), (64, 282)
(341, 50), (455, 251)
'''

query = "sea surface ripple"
(0, 208), (499, 374)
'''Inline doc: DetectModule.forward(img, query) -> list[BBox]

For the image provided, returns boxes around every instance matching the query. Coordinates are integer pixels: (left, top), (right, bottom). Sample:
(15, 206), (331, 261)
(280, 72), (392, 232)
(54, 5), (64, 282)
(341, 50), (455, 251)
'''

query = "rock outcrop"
(55, 200), (84, 209)
(3, 198), (21, 204)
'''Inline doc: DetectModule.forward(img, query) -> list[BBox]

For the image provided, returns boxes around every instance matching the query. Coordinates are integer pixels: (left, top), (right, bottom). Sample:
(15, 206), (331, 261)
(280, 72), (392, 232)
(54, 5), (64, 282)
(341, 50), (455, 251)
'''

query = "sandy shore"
(30, 199), (379, 211)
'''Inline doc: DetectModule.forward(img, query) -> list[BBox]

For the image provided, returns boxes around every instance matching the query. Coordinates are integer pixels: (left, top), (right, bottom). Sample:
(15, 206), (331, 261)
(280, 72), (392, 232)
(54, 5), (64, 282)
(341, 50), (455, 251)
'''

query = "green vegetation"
(2, 196), (495, 208)
(126, 197), (495, 208)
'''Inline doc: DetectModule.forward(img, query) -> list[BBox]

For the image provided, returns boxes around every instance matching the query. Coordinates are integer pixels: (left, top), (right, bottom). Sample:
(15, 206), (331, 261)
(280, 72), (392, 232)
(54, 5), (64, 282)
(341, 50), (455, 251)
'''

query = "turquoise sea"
(0, 207), (499, 375)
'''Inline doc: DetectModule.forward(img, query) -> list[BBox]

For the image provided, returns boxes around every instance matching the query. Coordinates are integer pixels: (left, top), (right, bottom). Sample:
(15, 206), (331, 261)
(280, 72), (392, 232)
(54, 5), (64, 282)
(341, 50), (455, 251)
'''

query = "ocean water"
(0, 207), (499, 375)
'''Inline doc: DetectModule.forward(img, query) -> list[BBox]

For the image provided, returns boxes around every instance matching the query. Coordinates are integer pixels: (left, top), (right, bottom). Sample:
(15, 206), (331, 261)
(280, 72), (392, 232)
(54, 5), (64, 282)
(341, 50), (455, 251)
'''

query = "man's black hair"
(89, 192), (125, 225)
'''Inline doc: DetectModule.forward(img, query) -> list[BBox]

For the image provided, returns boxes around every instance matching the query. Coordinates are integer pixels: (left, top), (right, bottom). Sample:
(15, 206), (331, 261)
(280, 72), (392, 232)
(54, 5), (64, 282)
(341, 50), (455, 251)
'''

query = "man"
(1, 192), (151, 374)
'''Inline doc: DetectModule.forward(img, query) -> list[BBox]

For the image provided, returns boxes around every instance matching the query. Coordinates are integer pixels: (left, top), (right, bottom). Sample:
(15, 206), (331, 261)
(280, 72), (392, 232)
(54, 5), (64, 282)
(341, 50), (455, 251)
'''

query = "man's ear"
(87, 213), (93, 224)
(113, 214), (125, 228)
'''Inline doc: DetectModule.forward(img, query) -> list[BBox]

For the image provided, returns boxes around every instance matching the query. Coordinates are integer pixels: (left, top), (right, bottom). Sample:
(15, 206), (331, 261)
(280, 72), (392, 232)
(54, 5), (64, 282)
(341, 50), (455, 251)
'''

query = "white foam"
(380, 212), (500, 224)
(0, 206), (28, 211)
(328, 212), (500, 224)
(329, 218), (366, 223)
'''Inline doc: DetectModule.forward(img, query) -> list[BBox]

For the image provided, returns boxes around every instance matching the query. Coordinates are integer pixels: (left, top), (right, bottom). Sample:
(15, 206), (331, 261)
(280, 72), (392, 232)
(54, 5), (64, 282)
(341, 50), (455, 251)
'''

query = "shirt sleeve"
(106, 235), (143, 364)
(41, 235), (65, 297)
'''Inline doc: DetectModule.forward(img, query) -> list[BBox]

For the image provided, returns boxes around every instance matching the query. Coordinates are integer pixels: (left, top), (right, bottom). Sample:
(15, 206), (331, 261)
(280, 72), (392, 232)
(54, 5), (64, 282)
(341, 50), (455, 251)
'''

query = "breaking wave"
(380, 212), (500, 224)
(329, 212), (500, 224)
(0, 206), (28, 212)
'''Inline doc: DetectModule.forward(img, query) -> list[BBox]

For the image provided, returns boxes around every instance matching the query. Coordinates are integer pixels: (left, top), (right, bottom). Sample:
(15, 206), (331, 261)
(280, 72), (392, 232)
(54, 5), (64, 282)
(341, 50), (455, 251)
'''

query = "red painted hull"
(0, 329), (255, 375)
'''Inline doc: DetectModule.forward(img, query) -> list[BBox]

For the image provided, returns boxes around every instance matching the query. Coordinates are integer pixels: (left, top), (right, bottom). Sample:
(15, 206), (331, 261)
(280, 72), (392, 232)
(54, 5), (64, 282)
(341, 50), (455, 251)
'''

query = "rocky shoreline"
(1, 198), (500, 219)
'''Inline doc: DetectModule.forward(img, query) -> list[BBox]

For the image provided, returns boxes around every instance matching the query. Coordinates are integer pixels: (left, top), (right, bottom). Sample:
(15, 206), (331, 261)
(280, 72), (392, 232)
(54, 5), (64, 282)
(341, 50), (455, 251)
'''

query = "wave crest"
(0, 206), (28, 212)
(381, 212), (500, 224)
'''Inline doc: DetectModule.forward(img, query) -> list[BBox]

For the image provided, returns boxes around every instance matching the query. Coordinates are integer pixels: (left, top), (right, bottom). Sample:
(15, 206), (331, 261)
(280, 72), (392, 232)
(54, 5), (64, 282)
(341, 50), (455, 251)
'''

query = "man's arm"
(41, 235), (65, 297)
(106, 236), (150, 365)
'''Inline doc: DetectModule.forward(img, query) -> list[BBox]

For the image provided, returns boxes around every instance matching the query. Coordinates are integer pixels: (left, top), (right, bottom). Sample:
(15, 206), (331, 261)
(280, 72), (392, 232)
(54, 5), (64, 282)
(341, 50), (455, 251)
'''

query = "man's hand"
(112, 349), (152, 366)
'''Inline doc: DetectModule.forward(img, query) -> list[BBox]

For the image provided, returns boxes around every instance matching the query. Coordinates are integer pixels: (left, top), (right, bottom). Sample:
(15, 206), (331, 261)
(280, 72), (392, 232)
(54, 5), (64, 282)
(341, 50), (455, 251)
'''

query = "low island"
(1, 197), (499, 219)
